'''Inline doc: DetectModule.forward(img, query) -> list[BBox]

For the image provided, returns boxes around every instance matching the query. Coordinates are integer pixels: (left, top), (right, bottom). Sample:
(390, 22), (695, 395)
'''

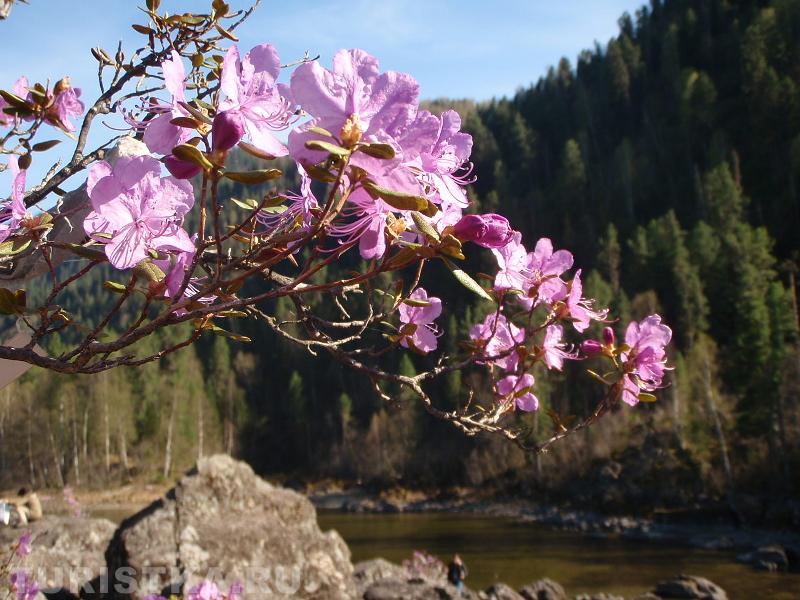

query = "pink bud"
(212, 110), (244, 152)
(581, 339), (603, 355)
(164, 155), (202, 180)
(602, 327), (615, 346)
(452, 214), (514, 249)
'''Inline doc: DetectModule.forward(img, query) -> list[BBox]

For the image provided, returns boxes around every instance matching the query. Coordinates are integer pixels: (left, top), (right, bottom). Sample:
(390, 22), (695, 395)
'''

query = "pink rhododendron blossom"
(581, 339), (603, 356)
(83, 156), (195, 269)
(397, 109), (473, 207)
(257, 166), (318, 247)
(328, 188), (391, 259)
(10, 571), (39, 600)
(16, 531), (32, 557)
(212, 110), (245, 152)
(495, 373), (538, 412)
(49, 80), (85, 132)
(154, 243), (215, 315)
(453, 213), (513, 248)
(227, 582), (245, 600)
(469, 312), (525, 371)
(527, 237), (573, 305)
(143, 51), (193, 155)
(398, 287), (442, 353)
(541, 324), (577, 370)
(220, 44), (293, 157)
(186, 580), (223, 600)
(492, 231), (530, 292)
(0, 77), (29, 127)
(289, 49), (419, 188)
(164, 155), (202, 180)
(0, 156), (28, 242)
(563, 270), (608, 332)
(619, 314), (672, 406)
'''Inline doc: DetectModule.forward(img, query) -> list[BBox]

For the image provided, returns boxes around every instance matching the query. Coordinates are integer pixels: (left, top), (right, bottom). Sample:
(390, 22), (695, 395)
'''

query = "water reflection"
(318, 512), (800, 600)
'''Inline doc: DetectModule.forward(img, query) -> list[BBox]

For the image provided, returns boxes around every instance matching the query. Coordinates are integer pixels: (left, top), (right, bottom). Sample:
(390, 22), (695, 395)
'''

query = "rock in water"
(652, 575), (728, 599)
(105, 454), (354, 599)
(519, 578), (567, 600)
(0, 517), (115, 596)
(485, 582), (524, 599)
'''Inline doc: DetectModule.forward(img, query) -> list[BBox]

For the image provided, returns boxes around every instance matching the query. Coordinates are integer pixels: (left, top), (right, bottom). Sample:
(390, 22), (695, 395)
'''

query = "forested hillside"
(2, 0), (798, 521)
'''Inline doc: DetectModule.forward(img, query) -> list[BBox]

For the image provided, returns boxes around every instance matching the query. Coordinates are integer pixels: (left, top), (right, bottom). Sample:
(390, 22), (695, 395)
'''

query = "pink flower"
(328, 188), (390, 260)
(220, 44), (293, 157)
(49, 80), (84, 132)
(495, 373), (538, 412)
(186, 580), (223, 600)
(398, 287), (442, 353)
(563, 270), (608, 332)
(527, 237), (573, 305)
(0, 77), (29, 127)
(492, 231), (530, 292)
(397, 109), (474, 207)
(289, 49), (418, 186)
(0, 156), (28, 242)
(227, 582), (245, 600)
(10, 570), (39, 600)
(452, 213), (513, 248)
(16, 531), (32, 557)
(469, 312), (525, 371)
(143, 51), (193, 155)
(541, 324), (578, 370)
(619, 314), (672, 406)
(211, 110), (245, 152)
(83, 156), (195, 269)
(257, 166), (318, 248)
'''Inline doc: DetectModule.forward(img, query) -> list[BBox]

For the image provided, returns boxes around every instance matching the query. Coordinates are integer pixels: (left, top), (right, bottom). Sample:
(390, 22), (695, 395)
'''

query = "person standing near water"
(447, 554), (468, 596)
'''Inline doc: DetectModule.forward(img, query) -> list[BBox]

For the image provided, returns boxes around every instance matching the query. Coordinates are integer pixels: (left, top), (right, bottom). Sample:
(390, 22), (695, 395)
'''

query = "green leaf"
(445, 260), (493, 302)
(402, 298), (432, 307)
(410, 211), (441, 242)
(60, 243), (107, 262)
(133, 261), (166, 283)
(223, 169), (282, 184)
(0, 288), (24, 315)
(637, 392), (658, 403)
(0, 90), (30, 109)
(217, 310), (248, 318)
(363, 182), (435, 215)
(231, 197), (260, 211)
(358, 143), (396, 160)
(237, 141), (276, 161)
(172, 143), (213, 171)
(103, 281), (128, 293)
(307, 126), (333, 138)
(0, 239), (31, 256)
(305, 139), (350, 157)
(304, 164), (337, 183)
(31, 140), (61, 152)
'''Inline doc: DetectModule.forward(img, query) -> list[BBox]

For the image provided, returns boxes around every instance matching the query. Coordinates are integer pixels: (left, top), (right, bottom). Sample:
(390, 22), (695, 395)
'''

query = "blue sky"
(1, 0), (644, 188)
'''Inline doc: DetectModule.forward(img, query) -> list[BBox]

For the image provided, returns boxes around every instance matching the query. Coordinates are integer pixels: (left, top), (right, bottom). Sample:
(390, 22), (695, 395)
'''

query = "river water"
(318, 511), (800, 600)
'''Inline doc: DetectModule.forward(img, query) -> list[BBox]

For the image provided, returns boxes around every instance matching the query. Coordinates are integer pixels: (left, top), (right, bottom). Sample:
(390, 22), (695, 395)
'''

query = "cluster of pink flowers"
(145, 580), (243, 600)
(0, 39), (673, 414)
(0, 75), (84, 132)
(4, 532), (38, 600)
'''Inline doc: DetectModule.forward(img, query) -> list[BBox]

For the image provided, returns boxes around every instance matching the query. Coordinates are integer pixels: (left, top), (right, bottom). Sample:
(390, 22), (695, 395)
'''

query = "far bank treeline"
(1, 0), (799, 521)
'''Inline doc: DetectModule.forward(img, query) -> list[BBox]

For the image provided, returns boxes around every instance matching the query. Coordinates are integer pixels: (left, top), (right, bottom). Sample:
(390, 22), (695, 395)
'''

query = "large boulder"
(354, 559), (408, 596)
(0, 516), (115, 596)
(652, 575), (727, 599)
(105, 454), (354, 599)
(736, 545), (790, 572)
(519, 578), (567, 600)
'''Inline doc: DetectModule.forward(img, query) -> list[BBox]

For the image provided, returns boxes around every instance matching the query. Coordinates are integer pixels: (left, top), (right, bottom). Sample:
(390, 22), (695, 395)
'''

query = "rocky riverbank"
(310, 488), (800, 573)
(0, 455), (785, 599)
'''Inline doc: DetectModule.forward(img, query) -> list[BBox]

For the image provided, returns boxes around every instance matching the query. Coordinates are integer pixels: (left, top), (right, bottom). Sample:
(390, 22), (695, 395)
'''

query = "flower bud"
(53, 77), (72, 96)
(452, 214), (513, 249)
(212, 110), (245, 152)
(165, 155), (202, 180)
(340, 113), (363, 147)
(602, 327), (615, 346)
(581, 339), (603, 356)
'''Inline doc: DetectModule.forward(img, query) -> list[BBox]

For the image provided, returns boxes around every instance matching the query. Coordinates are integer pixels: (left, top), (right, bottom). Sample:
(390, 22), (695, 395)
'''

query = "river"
(318, 511), (800, 599)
